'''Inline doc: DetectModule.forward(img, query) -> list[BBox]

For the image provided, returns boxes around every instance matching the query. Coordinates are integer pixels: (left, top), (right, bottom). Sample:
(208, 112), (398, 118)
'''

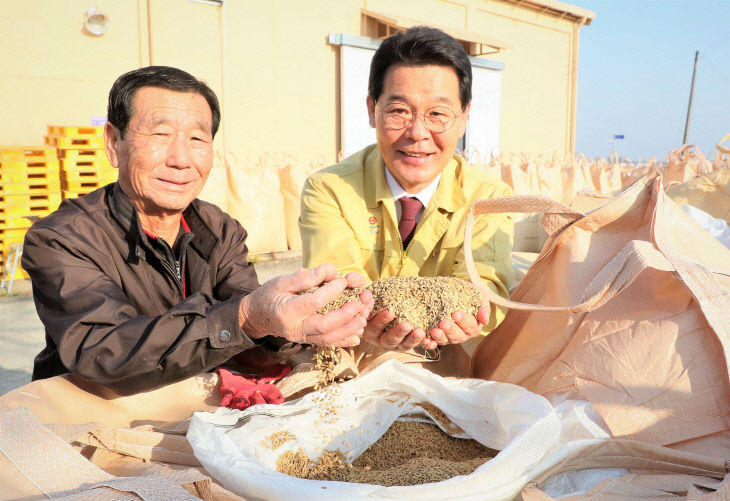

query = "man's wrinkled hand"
(238, 264), (373, 347)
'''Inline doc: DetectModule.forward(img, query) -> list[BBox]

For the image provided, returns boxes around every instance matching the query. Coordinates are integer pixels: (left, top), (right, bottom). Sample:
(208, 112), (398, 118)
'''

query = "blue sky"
(574, 0), (730, 161)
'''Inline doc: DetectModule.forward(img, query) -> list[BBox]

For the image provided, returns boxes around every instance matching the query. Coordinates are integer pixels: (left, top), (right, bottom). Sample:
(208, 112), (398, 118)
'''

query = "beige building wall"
(0, 0), (592, 253)
(469, 1), (589, 155)
(0, 0), (145, 144)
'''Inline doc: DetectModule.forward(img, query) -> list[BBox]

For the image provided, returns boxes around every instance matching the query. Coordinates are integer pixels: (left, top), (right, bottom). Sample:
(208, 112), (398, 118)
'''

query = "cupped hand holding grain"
(363, 312), (434, 351)
(428, 306), (490, 346)
(238, 264), (373, 347)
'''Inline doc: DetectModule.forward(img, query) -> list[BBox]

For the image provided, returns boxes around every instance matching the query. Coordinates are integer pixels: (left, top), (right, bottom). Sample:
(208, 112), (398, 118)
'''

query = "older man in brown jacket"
(22, 66), (371, 395)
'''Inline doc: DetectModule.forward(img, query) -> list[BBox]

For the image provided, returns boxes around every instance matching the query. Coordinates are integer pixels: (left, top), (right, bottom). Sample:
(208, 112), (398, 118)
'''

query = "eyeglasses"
(376, 102), (460, 133)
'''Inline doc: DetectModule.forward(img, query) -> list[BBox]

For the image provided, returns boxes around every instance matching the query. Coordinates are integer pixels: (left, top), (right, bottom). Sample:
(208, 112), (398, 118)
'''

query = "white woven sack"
(188, 360), (610, 501)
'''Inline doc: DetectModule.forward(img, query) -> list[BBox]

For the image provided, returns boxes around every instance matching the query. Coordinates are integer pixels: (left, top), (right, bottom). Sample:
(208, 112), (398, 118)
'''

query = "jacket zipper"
(160, 258), (183, 297)
(152, 231), (194, 298)
(178, 233), (193, 297)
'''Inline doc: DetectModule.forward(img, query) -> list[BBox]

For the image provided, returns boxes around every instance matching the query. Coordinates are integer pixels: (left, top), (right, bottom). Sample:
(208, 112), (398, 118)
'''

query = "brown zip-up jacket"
(22, 183), (294, 395)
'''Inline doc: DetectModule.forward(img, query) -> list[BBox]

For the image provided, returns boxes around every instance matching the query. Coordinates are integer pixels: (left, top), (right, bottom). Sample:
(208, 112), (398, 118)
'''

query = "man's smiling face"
(105, 86), (214, 219)
(367, 64), (469, 193)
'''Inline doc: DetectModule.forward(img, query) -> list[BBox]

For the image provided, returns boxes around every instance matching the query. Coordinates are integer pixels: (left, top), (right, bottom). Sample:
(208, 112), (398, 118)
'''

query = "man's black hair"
(368, 26), (472, 110)
(107, 65), (221, 139)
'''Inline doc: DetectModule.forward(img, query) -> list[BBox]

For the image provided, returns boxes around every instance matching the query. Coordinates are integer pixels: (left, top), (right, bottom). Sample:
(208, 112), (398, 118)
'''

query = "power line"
(702, 31), (730, 54)
(703, 58), (730, 88)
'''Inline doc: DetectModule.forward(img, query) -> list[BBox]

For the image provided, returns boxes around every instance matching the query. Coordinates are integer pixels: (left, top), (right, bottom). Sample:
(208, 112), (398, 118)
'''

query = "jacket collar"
(431, 156), (467, 213)
(363, 146), (467, 213)
(108, 183), (218, 261)
(363, 146), (391, 210)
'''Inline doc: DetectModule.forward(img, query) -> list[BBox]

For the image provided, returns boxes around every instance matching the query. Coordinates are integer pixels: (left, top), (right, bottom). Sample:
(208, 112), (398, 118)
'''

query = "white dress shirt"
(385, 167), (441, 222)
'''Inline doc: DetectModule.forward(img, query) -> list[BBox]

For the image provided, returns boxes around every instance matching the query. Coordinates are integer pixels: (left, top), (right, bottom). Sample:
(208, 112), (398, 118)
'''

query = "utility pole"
(610, 134), (624, 159)
(683, 50), (699, 145)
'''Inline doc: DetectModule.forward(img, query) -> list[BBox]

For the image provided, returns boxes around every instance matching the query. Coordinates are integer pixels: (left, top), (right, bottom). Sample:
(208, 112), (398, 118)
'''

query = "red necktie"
(398, 197), (423, 249)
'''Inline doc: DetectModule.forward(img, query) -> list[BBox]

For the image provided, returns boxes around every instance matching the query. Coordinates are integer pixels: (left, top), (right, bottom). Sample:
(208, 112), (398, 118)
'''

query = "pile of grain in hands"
(312, 276), (483, 390)
(316, 276), (483, 331)
(367, 276), (483, 331)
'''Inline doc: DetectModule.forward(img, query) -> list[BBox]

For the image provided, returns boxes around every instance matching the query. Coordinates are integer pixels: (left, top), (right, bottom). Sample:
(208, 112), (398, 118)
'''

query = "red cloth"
(217, 365), (291, 410)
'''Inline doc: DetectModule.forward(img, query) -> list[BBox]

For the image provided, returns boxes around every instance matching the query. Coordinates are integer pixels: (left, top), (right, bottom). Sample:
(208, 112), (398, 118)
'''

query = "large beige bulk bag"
(502, 162), (548, 253)
(0, 375), (243, 500)
(520, 440), (729, 500)
(621, 157), (660, 190)
(561, 154), (595, 204)
(278, 156), (327, 251)
(533, 161), (564, 204)
(473, 161), (504, 183)
(226, 152), (288, 255)
(464, 174), (730, 459)
(713, 132), (730, 171)
(666, 166), (730, 223)
(197, 150), (229, 210)
(663, 144), (714, 185)
(278, 163), (301, 250)
(589, 157), (623, 194)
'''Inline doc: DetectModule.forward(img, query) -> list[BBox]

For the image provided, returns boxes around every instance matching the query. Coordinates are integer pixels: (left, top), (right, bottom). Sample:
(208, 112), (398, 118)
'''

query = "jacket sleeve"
(22, 221), (263, 395)
(452, 182), (515, 332)
(299, 174), (372, 279)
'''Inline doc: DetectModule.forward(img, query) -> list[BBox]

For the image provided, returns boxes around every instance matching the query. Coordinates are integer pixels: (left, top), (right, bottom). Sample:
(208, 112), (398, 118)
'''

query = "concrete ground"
(0, 250), (303, 396)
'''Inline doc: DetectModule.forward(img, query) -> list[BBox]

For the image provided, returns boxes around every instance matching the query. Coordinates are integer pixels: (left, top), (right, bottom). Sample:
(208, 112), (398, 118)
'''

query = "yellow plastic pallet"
(45, 135), (105, 149)
(0, 194), (32, 206)
(62, 187), (107, 199)
(0, 215), (38, 229)
(0, 158), (60, 171)
(47, 125), (103, 138)
(0, 239), (26, 256)
(0, 181), (60, 196)
(0, 163), (61, 183)
(0, 146), (57, 162)
(1, 241), (25, 251)
(0, 204), (55, 217)
(61, 178), (114, 192)
(58, 149), (107, 160)
(0, 259), (29, 281)
(0, 192), (61, 211)
(1, 242), (28, 260)
(1, 193), (60, 204)
(61, 168), (117, 182)
(60, 157), (113, 170)
(0, 227), (29, 240)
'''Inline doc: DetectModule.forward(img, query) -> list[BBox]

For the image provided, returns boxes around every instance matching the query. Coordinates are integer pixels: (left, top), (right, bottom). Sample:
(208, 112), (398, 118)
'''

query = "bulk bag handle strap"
(464, 194), (674, 313)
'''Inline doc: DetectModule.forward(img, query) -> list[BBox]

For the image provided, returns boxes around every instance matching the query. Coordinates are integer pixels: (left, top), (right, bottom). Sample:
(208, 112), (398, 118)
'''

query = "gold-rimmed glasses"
(376, 101), (461, 133)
